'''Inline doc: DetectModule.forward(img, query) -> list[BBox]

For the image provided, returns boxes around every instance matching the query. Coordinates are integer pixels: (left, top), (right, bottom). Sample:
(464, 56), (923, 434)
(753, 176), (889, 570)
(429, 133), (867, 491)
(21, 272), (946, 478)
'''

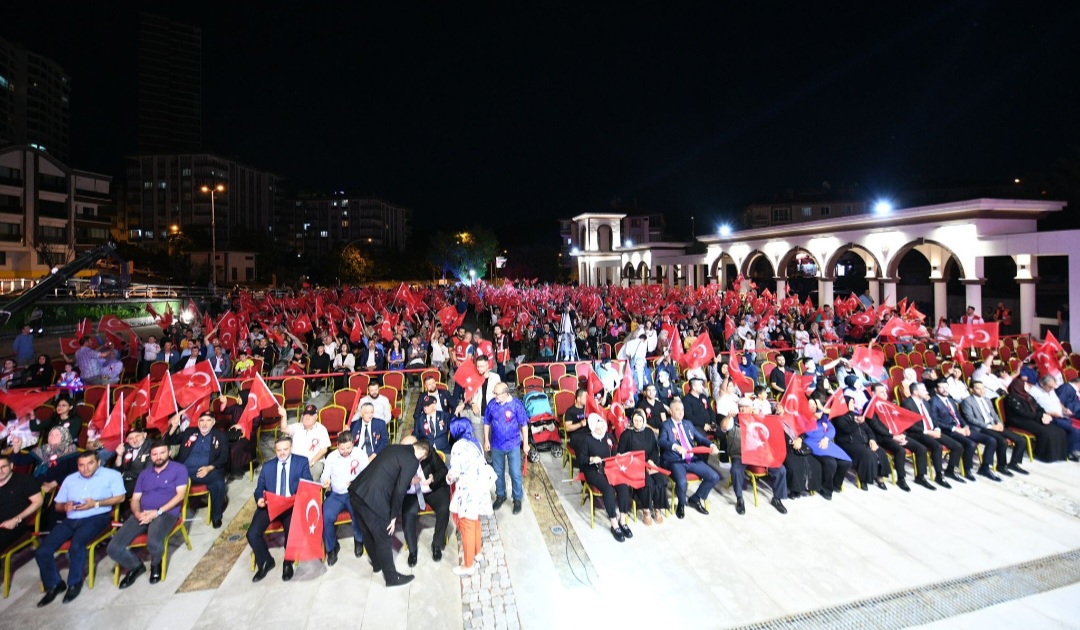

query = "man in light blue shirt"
(35, 451), (125, 606)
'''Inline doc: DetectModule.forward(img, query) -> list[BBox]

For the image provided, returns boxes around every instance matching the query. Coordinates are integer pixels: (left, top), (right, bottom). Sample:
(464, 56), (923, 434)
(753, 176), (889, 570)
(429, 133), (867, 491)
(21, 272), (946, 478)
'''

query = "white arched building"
(570, 198), (1076, 342)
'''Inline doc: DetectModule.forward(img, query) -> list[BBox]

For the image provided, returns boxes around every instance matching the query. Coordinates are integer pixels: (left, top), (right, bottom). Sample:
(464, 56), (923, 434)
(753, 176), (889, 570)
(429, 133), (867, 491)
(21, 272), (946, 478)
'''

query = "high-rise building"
(138, 13), (202, 154)
(282, 193), (410, 258)
(122, 153), (280, 251)
(0, 37), (71, 162)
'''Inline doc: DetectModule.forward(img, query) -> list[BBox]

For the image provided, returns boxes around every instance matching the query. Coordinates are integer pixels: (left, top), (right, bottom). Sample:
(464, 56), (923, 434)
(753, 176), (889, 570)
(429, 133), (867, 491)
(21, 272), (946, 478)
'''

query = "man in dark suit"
(351, 403), (390, 458)
(248, 435), (313, 583)
(349, 440), (431, 587)
(863, 383), (929, 491)
(928, 380), (995, 482)
(960, 381), (1027, 478)
(399, 436), (450, 567)
(166, 412), (230, 527)
(682, 378), (717, 433)
(157, 340), (181, 373)
(413, 395), (453, 453)
(412, 376), (454, 422)
(1056, 377), (1080, 417)
(901, 382), (963, 488)
(658, 398), (721, 518)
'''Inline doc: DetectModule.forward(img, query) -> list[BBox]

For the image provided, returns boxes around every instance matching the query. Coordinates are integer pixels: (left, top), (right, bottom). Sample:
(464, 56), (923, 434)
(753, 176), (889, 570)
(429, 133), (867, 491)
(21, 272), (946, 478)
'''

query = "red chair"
(250, 519), (292, 570)
(111, 481), (193, 586)
(883, 343), (897, 362)
(548, 363), (567, 385)
(148, 362), (170, 381)
(3, 490), (46, 598)
(34, 404), (56, 425)
(576, 362), (593, 382)
(121, 357), (139, 383)
(383, 371), (405, 394)
(522, 376), (545, 392)
(187, 483), (214, 525)
(894, 354), (910, 369)
(84, 385), (107, 409)
(553, 390), (575, 419)
(913, 342), (927, 354)
(282, 377), (306, 414)
(420, 369), (442, 385)
(558, 374), (579, 392)
(995, 397), (1034, 460)
(961, 362), (976, 380)
(113, 384), (137, 405)
(908, 352), (924, 368)
(349, 372), (370, 391)
(380, 386), (401, 434)
(515, 364), (535, 385)
(333, 388), (357, 413)
(1070, 353), (1080, 371)
(319, 405), (348, 440)
(37, 502), (119, 589)
(923, 352), (939, 368)
(599, 343), (612, 360)
(938, 341), (952, 358)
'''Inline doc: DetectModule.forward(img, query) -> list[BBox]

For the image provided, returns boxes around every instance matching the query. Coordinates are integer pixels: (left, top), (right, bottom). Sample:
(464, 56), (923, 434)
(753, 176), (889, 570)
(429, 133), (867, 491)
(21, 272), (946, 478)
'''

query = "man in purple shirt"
(483, 383), (530, 514)
(107, 441), (189, 588)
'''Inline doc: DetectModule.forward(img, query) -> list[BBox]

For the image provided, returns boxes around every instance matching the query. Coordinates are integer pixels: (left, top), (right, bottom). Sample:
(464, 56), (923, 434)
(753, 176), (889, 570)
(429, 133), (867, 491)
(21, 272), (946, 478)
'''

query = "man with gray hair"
(1030, 375), (1080, 460)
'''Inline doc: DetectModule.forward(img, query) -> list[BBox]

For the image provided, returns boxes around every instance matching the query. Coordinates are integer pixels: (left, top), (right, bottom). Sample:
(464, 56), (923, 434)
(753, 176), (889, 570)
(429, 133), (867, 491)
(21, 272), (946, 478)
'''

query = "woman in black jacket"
(578, 414), (633, 542)
(617, 409), (668, 525)
(1004, 378), (1067, 462)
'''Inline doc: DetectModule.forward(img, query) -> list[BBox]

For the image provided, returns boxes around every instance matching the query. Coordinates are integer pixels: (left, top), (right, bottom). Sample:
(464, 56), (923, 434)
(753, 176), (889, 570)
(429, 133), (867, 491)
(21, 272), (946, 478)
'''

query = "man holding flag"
(721, 398), (789, 515)
(166, 412), (229, 528)
(249, 435), (312, 582)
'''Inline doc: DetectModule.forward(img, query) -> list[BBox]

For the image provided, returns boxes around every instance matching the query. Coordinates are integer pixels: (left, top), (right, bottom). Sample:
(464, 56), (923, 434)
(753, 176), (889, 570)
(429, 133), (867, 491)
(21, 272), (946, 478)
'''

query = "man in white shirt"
(321, 432), (368, 564)
(960, 306), (984, 324)
(619, 325), (657, 390)
(354, 381), (392, 426)
(280, 404), (331, 479)
(945, 366), (971, 403)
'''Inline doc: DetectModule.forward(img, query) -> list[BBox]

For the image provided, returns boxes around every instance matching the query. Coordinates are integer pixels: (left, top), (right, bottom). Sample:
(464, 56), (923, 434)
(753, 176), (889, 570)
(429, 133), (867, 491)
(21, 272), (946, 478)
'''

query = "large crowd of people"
(1, 280), (1078, 605)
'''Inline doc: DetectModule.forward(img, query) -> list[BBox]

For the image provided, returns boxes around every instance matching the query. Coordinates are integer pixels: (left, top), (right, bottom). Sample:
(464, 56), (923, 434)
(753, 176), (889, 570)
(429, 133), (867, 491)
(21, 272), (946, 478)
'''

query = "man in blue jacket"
(248, 435), (312, 583)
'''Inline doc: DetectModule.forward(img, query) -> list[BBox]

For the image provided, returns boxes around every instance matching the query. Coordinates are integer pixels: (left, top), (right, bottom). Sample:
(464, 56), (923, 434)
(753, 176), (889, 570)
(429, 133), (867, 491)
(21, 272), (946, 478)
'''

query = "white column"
(867, 278), (880, 304)
(665, 264), (674, 287)
(881, 280), (897, 307)
(775, 278), (786, 301)
(933, 279), (948, 323)
(818, 279), (834, 307)
(964, 281), (984, 319)
(1018, 280), (1036, 337)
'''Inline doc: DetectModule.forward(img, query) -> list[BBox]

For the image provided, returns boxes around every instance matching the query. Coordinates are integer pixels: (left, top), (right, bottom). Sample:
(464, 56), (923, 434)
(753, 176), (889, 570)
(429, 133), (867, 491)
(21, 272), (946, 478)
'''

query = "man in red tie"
(657, 399), (721, 519)
(900, 383), (963, 488)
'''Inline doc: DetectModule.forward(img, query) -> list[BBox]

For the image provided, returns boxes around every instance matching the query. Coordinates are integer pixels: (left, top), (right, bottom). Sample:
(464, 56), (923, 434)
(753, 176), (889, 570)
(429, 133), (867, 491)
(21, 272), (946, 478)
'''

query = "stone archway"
(823, 243), (885, 282)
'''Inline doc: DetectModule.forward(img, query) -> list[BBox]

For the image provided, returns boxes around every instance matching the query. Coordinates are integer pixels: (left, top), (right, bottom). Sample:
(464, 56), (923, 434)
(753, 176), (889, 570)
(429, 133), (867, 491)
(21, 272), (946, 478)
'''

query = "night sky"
(4, 1), (1079, 236)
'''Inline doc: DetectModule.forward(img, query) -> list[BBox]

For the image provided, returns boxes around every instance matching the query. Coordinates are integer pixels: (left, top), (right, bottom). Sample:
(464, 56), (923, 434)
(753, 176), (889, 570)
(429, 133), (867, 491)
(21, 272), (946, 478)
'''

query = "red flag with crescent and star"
(263, 492), (296, 522)
(739, 413), (786, 468)
(864, 397), (921, 435)
(285, 479), (325, 562)
(851, 346), (886, 379)
(951, 323), (999, 349)
(728, 354), (756, 395)
(126, 376), (153, 420)
(454, 358), (483, 402)
(147, 372), (177, 434)
(778, 374), (817, 435)
(603, 450), (646, 489)
(679, 331), (715, 371)
(237, 372), (277, 439)
(99, 392), (125, 452)
(171, 361), (221, 409)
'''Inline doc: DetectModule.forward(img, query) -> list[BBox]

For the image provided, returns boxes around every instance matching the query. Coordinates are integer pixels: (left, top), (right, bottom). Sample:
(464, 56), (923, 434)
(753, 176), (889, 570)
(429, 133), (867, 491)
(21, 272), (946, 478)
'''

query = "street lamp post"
(200, 184), (225, 288)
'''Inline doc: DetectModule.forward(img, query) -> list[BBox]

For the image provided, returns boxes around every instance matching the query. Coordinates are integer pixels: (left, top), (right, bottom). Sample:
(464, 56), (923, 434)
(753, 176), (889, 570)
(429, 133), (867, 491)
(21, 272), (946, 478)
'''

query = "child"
(57, 362), (84, 394)
(753, 386), (773, 416)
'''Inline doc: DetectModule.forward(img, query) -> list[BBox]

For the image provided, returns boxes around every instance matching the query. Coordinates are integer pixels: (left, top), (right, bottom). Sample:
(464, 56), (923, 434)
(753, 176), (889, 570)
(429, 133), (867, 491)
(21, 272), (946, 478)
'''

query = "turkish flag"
(147, 372), (178, 435)
(951, 323), (999, 349)
(606, 403), (630, 441)
(291, 313), (313, 337)
(615, 360), (637, 406)
(905, 302), (926, 322)
(825, 388), (849, 420)
(864, 397), (921, 435)
(1042, 331), (1066, 357)
(679, 332), (715, 372)
(738, 414), (786, 468)
(724, 316), (736, 340)
(91, 385), (110, 433)
(236, 372), (277, 439)
(880, 317), (919, 339)
(454, 358), (483, 402)
(603, 450), (646, 489)
(103, 331), (127, 353)
(285, 479), (325, 563)
(59, 337), (81, 355)
(126, 376), (153, 420)
(377, 319), (393, 343)
(1033, 343), (1062, 378)
(668, 326), (684, 366)
(728, 355), (755, 395)
(98, 314), (131, 336)
(851, 346), (885, 379)
(263, 491), (296, 522)
(778, 375), (816, 435)
(218, 311), (240, 351)
(349, 315), (364, 344)
(76, 317), (94, 339)
(849, 311), (877, 328)
(587, 367), (604, 396)
(172, 361), (220, 409)
(99, 393), (124, 451)
(0, 388), (59, 418)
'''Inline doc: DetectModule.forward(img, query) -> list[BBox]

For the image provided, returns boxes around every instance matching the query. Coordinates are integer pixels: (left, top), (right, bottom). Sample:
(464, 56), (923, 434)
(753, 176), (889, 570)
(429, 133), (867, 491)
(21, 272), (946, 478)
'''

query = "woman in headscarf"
(780, 410), (823, 499)
(617, 409), (667, 525)
(577, 413), (633, 542)
(832, 395), (889, 491)
(27, 426), (80, 492)
(27, 354), (55, 388)
(803, 393), (852, 499)
(446, 417), (496, 576)
(1004, 378), (1067, 462)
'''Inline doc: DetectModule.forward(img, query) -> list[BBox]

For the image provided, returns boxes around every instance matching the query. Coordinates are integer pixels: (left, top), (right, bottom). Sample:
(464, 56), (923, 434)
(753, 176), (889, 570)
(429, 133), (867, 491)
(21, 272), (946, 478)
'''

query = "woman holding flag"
(578, 414), (633, 542)
(618, 410), (667, 525)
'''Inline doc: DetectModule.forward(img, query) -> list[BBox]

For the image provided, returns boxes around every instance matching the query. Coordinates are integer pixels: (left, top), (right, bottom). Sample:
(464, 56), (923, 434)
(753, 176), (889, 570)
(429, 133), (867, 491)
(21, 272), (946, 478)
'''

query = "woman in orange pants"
(447, 418), (496, 576)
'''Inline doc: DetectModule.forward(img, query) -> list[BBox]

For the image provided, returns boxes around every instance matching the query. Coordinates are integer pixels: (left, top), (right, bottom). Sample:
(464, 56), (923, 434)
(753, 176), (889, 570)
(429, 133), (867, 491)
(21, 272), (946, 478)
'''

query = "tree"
(427, 226), (499, 282)
(339, 245), (376, 284)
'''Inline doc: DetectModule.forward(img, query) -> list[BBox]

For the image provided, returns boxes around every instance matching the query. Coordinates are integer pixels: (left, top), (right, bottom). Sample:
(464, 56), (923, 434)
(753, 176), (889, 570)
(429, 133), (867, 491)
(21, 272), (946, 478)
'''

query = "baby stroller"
(523, 389), (562, 462)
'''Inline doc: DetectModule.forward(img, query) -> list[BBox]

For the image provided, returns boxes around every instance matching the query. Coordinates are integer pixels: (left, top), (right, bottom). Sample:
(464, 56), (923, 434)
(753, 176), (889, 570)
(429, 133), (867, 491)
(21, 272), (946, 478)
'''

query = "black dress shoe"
(897, 479), (911, 492)
(874, 480), (888, 490)
(355, 540), (364, 557)
(252, 558), (276, 583)
(212, 519), (222, 529)
(946, 471), (966, 483)
(997, 467), (1014, 477)
(386, 574), (415, 587)
(735, 498), (745, 515)
(675, 503), (685, 519)
(432, 547), (442, 562)
(964, 473), (978, 482)
(149, 563), (162, 584)
(407, 551), (418, 567)
(978, 470), (1002, 482)
(610, 526), (625, 542)
(935, 478), (952, 489)
(282, 562), (294, 581)
(327, 544), (339, 567)
(771, 498), (787, 514)
(688, 498), (709, 515)
(620, 524), (633, 539)
(62, 581), (82, 604)
(914, 477), (936, 491)
(369, 560), (382, 573)
(820, 491), (833, 501)
(492, 496), (506, 510)
(37, 583), (65, 607)
(1009, 464), (1029, 475)
(512, 500), (522, 514)
(119, 564), (146, 589)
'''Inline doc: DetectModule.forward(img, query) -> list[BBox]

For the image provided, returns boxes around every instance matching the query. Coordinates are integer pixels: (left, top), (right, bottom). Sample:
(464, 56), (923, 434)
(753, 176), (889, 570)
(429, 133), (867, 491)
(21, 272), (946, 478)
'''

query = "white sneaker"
(453, 565), (477, 576)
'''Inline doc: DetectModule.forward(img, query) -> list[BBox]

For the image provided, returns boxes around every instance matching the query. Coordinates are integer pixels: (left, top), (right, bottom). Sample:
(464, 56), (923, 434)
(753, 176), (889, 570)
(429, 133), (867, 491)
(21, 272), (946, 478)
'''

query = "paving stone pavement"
(460, 515), (522, 630)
